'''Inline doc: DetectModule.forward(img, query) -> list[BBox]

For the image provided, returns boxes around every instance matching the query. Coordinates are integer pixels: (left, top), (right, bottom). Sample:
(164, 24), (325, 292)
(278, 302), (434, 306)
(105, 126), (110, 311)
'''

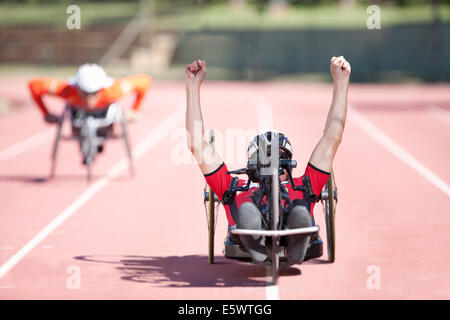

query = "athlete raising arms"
(186, 57), (350, 266)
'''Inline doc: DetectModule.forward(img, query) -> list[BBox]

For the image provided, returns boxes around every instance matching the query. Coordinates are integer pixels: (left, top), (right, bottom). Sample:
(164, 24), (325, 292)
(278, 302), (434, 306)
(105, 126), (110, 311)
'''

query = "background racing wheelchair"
(203, 130), (337, 284)
(49, 103), (134, 181)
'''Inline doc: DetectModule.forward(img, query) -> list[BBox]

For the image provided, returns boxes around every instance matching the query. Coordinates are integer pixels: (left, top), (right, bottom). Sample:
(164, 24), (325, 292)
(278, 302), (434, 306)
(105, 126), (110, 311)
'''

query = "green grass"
(155, 3), (450, 31)
(0, 2), (448, 29)
(0, 2), (139, 27)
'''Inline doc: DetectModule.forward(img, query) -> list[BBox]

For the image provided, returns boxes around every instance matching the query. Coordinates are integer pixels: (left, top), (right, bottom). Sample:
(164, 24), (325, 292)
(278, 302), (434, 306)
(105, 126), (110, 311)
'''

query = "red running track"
(0, 80), (449, 299)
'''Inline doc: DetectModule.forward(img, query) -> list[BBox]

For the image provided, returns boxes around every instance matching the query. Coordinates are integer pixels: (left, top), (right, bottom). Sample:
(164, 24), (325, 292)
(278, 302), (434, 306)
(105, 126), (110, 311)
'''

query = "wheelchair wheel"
(208, 186), (215, 264)
(325, 169), (337, 263)
(49, 111), (66, 178)
(120, 119), (135, 177)
(207, 129), (216, 264)
(84, 138), (93, 182)
(81, 120), (95, 182)
(86, 160), (92, 182)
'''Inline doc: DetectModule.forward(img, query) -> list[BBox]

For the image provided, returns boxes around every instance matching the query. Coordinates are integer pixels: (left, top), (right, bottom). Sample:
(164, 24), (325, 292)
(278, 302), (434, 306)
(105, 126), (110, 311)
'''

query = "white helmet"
(72, 63), (114, 94)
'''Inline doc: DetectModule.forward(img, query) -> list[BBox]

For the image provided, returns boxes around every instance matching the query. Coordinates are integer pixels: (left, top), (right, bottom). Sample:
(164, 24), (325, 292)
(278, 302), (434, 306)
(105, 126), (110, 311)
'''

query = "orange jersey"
(28, 74), (152, 115)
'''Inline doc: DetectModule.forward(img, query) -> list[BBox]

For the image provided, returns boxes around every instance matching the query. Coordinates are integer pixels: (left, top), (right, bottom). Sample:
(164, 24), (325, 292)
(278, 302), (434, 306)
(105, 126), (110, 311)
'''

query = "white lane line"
(254, 96), (281, 300)
(428, 105), (450, 125)
(349, 106), (450, 197)
(0, 128), (53, 162)
(0, 105), (184, 280)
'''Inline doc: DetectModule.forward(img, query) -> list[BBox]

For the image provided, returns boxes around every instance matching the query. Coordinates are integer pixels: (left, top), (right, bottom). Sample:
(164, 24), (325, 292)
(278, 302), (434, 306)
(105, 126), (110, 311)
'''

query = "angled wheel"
(84, 136), (93, 182)
(324, 169), (337, 263)
(49, 111), (66, 178)
(207, 129), (216, 264)
(120, 119), (135, 177)
(208, 186), (215, 264)
(81, 118), (96, 183)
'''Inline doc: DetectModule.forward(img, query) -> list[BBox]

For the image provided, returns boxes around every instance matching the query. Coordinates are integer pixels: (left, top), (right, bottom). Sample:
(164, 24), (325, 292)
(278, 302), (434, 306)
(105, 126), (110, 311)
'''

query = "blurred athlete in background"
(28, 63), (152, 157)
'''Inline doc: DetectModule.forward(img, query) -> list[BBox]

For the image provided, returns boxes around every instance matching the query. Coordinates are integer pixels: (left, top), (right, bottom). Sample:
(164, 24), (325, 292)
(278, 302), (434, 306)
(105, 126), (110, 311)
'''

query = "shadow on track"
(74, 255), (301, 288)
(303, 258), (330, 265)
(0, 174), (132, 184)
(0, 175), (49, 183)
(0, 174), (101, 184)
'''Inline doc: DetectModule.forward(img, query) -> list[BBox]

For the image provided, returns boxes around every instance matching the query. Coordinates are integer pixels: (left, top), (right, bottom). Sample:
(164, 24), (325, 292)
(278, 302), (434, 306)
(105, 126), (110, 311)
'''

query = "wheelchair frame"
(203, 129), (338, 284)
(49, 104), (135, 181)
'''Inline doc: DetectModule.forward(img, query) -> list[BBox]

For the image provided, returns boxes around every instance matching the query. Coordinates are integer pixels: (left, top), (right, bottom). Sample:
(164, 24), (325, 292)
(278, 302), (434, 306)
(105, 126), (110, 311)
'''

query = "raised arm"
(28, 78), (68, 123)
(100, 74), (152, 122)
(103, 74), (152, 110)
(308, 56), (351, 173)
(185, 60), (223, 175)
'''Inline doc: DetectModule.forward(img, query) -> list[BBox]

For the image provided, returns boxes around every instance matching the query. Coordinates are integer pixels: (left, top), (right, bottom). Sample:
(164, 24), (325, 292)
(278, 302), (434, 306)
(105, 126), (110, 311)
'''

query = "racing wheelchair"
(203, 130), (337, 284)
(49, 104), (134, 181)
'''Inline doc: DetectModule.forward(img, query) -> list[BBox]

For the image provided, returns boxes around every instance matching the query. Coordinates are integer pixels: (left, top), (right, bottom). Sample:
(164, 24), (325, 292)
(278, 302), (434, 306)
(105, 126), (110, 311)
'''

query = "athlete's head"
(247, 131), (293, 161)
(246, 131), (293, 181)
(72, 63), (114, 109)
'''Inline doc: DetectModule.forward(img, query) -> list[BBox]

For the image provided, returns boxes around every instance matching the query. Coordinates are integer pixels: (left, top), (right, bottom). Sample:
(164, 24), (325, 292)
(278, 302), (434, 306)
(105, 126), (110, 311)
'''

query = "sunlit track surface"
(0, 81), (449, 299)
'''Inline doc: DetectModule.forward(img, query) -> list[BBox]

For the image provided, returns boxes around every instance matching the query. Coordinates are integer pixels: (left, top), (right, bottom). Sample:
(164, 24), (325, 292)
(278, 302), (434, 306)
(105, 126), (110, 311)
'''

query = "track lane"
(261, 83), (450, 299)
(0, 81), (449, 299)
(0, 83), (182, 284)
(0, 83), (271, 299)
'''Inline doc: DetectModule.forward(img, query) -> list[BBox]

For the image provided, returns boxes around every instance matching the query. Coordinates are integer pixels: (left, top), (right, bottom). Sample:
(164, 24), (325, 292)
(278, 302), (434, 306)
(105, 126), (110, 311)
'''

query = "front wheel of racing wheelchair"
(49, 104), (135, 182)
(203, 130), (338, 284)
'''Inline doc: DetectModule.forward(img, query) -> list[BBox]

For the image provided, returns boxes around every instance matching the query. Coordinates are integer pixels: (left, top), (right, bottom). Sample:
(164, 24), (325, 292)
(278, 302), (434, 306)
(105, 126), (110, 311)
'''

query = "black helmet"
(247, 131), (293, 161)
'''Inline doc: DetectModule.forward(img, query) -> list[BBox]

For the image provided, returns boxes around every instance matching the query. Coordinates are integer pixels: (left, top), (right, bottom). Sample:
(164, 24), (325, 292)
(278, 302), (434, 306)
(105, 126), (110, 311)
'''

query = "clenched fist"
(330, 56), (351, 83)
(185, 60), (207, 87)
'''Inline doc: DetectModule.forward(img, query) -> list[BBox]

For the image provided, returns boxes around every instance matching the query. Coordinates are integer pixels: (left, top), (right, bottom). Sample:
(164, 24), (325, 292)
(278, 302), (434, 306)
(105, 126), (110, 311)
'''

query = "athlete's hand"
(330, 56), (351, 84)
(44, 113), (60, 124)
(185, 60), (207, 87)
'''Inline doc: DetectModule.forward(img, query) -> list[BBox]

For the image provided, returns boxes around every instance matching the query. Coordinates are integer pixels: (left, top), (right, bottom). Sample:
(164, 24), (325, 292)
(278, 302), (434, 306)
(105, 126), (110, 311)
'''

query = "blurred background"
(0, 0), (448, 86)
